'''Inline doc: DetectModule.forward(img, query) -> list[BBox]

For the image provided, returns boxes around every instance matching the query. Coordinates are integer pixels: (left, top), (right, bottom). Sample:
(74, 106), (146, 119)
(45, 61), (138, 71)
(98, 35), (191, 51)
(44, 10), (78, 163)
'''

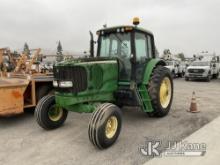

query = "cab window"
(135, 32), (147, 61)
(99, 33), (131, 58)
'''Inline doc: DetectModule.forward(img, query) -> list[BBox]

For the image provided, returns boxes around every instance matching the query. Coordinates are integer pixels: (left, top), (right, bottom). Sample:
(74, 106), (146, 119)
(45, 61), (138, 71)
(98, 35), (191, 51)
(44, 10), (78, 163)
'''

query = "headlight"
(59, 81), (73, 88)
(53, 80), (58, 87)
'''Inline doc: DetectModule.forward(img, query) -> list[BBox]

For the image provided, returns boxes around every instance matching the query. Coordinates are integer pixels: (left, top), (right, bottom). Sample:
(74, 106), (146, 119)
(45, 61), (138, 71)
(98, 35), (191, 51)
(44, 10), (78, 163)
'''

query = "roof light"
(133, 17), (140, 26)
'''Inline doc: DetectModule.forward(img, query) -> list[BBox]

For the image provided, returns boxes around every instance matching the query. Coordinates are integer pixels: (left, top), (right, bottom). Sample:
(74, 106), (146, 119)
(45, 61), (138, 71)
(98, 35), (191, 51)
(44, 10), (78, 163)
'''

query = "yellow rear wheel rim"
(48, 106), (63, 122)
(105, 116), (118, 139)
(159, 77), (172, 109)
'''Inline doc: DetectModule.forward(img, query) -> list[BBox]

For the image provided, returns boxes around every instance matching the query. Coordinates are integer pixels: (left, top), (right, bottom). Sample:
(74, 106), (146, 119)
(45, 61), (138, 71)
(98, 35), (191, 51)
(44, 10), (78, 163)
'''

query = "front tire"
(213, 73), (219, 79)
(178, 72), (183, 78)
(171, 71), (176, 78)
(147, 66), (173, 117)
(206, 75), (211, 82)
(88, 103), (122, 149)
(185, 77), (189, 81)
(35, 95), (68, 130)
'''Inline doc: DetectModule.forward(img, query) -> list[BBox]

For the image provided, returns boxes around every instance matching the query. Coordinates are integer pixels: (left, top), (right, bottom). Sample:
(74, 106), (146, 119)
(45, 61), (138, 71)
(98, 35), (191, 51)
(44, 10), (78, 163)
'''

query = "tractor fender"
(142, 59), (166, 84)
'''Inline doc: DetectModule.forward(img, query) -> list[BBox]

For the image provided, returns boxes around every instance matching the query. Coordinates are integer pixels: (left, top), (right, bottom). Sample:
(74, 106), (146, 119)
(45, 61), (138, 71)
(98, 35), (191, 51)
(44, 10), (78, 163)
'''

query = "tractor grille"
(53, 66), (87, 93)
(188, 69), (204, 73)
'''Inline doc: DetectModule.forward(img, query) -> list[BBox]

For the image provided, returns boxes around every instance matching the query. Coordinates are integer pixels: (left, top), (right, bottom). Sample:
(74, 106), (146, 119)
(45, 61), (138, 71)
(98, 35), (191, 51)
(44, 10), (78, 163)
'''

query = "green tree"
(23, 42), (30, 57)
(56, 41), (63, 62)
(177, 53), (185, 61)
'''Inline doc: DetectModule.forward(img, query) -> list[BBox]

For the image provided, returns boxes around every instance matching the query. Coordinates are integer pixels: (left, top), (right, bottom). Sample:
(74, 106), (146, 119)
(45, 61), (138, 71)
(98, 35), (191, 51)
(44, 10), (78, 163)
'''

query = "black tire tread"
(35, 95), (68, 130)
(147, 65), (173, 117)
(88, 103), (122, 149)
(89, 103), (112, 149)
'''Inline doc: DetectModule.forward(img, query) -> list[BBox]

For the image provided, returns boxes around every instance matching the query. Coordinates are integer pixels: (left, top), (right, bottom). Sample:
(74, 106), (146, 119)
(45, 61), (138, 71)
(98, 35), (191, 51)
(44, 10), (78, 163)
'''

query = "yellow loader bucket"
(0, 78), (29, 117)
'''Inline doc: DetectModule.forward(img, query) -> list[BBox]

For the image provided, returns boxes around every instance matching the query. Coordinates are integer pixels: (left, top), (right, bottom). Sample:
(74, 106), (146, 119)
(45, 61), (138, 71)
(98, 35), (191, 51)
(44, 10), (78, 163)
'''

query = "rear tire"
(147, 66), (173, 117)
(178, 72), (182, 78)
(88, 103), (122, 149)
(35, 95), (68, 130)
(213, 73), (219, 79)
(206, 75), (211, 82)
(171, 71), (175, 78)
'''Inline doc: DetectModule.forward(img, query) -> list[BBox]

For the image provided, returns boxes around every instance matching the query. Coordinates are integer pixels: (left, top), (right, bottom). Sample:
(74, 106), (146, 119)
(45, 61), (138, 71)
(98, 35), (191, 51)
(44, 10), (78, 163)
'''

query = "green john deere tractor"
(35, 18), (173, 149)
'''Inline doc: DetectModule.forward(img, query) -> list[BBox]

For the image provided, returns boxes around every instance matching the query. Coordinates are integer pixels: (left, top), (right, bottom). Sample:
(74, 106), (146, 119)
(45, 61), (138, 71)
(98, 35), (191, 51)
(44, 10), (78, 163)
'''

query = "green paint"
(118, 81), (130, 86)
(142, 59), (164, 84)
(62, 103), (98, 113)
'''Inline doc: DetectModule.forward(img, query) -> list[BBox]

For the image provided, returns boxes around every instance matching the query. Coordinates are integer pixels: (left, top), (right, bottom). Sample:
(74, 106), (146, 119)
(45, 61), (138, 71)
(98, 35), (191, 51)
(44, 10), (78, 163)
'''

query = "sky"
(0, 0), (219, 56)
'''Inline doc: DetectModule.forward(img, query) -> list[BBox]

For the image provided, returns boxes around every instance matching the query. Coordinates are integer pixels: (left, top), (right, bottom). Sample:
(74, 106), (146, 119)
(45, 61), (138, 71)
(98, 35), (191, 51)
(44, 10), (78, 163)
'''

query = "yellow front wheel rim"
(159, 77), (172, 109)
(105, 116), (118, 139)
(48, 106), (63, 122)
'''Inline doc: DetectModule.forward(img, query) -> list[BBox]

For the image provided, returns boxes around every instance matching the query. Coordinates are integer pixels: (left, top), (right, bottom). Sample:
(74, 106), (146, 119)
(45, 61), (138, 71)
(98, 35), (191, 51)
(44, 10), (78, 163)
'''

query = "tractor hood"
(53, 57), (119, 111)
(55, 57), (118, 67)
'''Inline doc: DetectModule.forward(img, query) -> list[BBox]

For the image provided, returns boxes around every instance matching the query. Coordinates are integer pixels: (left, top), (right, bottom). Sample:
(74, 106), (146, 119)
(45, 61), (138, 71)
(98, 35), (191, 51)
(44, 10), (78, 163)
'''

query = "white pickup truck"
(165, 60), (185, 78)
(185, 61), (219, 81)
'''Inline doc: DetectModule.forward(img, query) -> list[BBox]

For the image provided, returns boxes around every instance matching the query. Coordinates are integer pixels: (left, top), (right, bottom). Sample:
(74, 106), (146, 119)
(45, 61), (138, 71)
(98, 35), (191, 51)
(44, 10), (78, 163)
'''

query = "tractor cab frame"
(96, 26), (156, 83)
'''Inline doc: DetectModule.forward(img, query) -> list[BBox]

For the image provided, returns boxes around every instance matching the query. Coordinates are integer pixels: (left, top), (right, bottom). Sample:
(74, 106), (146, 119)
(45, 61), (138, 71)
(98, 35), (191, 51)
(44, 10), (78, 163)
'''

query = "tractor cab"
(96, 18), (156, 83)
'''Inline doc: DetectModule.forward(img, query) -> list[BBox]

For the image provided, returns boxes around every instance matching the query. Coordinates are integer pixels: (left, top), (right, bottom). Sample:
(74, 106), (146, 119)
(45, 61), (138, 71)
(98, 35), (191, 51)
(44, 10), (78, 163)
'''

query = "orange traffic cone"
(188, 91), (200, 113)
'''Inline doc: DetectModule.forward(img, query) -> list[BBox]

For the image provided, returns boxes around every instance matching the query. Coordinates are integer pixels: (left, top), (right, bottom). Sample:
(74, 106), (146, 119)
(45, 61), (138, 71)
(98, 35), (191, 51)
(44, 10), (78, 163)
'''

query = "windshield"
(166, 61), (174, 66)
(99, 33), (131, 58)
(191, 61), (210, 66)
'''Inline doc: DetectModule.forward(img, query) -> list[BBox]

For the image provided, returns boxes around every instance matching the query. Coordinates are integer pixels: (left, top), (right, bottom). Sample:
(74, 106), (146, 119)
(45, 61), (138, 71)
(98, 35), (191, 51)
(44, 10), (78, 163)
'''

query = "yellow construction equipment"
(0, 48), (54, 117)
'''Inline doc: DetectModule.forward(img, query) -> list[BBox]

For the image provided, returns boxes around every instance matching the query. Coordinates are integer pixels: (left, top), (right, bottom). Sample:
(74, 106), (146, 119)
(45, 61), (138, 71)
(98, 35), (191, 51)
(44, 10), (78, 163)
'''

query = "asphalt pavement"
(0, 78), (220, 165)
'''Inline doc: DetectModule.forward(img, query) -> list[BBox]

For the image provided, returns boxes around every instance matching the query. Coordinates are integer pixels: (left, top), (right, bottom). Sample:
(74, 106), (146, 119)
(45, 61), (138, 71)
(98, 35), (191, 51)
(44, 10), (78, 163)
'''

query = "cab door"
(132, 32), (154, 83)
